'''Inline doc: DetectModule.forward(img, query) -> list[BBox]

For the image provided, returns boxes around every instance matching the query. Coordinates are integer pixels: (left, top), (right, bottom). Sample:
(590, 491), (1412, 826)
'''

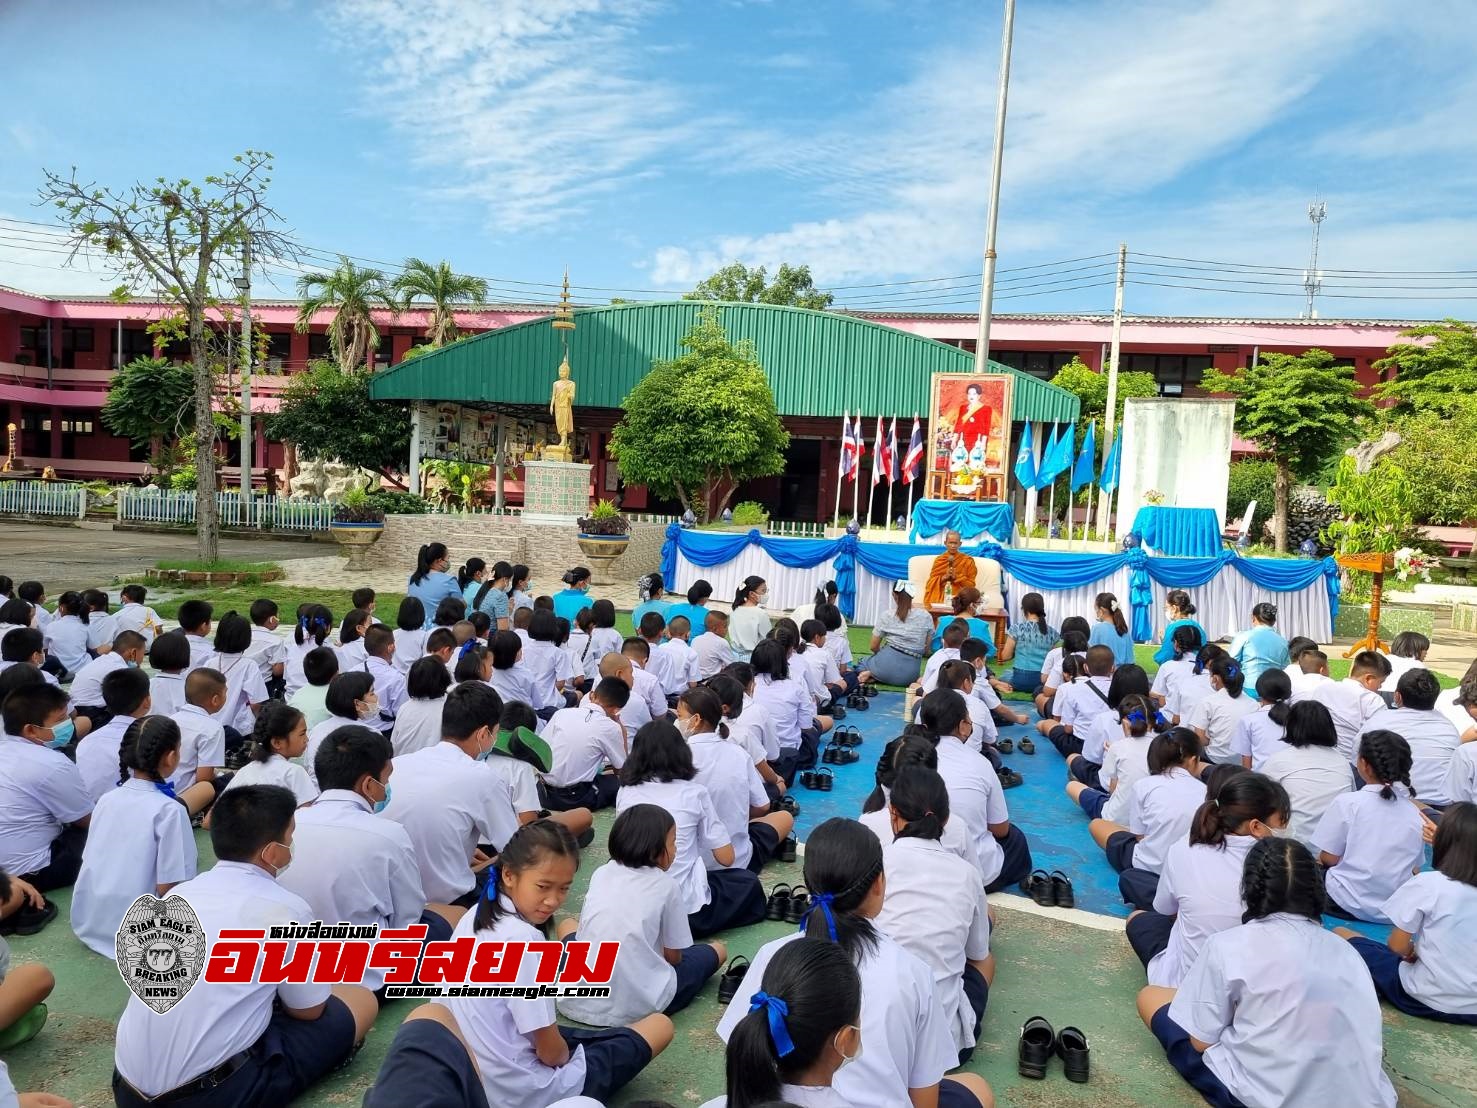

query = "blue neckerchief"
(749, 991), (795, 1057)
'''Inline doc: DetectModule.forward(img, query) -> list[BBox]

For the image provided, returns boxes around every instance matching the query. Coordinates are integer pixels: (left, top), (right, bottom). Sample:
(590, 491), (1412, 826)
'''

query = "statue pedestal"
(521, 460), (591, 523)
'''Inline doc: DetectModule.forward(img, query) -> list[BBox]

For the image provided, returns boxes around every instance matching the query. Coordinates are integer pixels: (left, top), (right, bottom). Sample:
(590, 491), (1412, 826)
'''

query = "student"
(67, 630), (147, 723)
(1126, 771), (1290, 986)
(1090, 728), (1206, 911)
(289, 645), (339, 730)
(1001, 591), (1056, 693)
(816, 603), (861, 695)
(168, 667), (229, 799)
(337, 608), (372, 670)
(1089, 591), (1134, 666)
(15, 583), (49, 633)
(1299, 648), (1388, 762)
(446, 821), (673, 1108)
(729, 576), (774, 662)
(632, 571), (673, 630)
(585, 652), (651, 734)
(1227, 601), (1290, 686)
(1042, 644), (1114, 756)
(484, 700), (594, 843)
(1259, 699), (1351, 845)
(1036, 621), (1089, 718)
(635, 611), (673, 692)
(283, 603), (334, 699)
(385, 655), (448, 756)
(111, 785), (378, 1107)
(223, 701), (319, 804)
(920, 619), (970, 695)
(678, 687), (792, 875)
(246, 599), (287, 697)
(1152, 589), (1206, 667)
(0, 682), (92, 893)
(795, 618), (845, 710)
(860, 733), (985, 879)
(176, 599), (215, 669)
(112, 583), (163, 645)
(557, 804), (724, 1026)
(1445, 683), (1477, 804)
(1282, 635), (1318, 679)
(749, 639), (814, 784)
(0, 629), (53, 686)
(563, 608), (594, 686)
(721, 661), (781, 769)
(147, 630), (192, 718)
(936, 658), (1001, 764)
(361, 625), (406, 732)
(0, 866), (58, 1046)
(1187, 655), (1259, 765)
(1380, 630), (1431, 694)
(305, 672), (379, 786)
(1166, 643), (1224, 728)
(203, 612), (270, 740)
(460, 558), (511, 630)
(486, 629), (536, 707)
(775, 620), (829, 717)
(71, 717), (201, 957)
(83, 587), (116, 654)
(655, 614), (700, 698)
(1287, 645), (1333, 698)
(0, 597), (34, 653)
(622, 637), (671, 722)
(1066, 693), (1161, 824)
(1315, 729), (1424, 922)
(352, 587), (379, 623)
(407, 542), (463, 627)
(542, 677), (631, 811)
(1336, 801), (1477, 1025)
(392, 597), (428, 675)
(715, 818), (990, 1108)
(1230, 668), (1292, 770)
(1067, 663), (1151, 788)
(41, 591), (90, 678)
(525, 609), (575, 714)
(1150, 624), (1204, 708)
(1136, 837), (1396, 1108)
(703, 672), (789, 804)
(468, 608), (493, 645)
(77, 667), (153, 804)
(454, 642), (494, 690)
(1367, 668), (1463, 807)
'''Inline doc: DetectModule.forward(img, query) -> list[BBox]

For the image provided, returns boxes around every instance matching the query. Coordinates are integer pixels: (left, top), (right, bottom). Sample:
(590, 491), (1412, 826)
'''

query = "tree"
(100, 356), (195, 447)
(609, 310), (789, 519)
(1203, 349), (1374, 552)
(295, 257), (397, 371)
(39, 150), (294, 560)
(1373, 319), (1477, 416)
(685, 262), (833, 310)
(393, 258), (489, 347)
(1047, 357), (1158, 431)
(1386, 399), (1477, 525)
(266, 360), (411, 478)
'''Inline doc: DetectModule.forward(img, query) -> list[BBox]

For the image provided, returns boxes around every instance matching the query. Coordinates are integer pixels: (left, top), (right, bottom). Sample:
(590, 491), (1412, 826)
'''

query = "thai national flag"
(902, 417), (924, 484)
(839, 414), (857, 480)
(884, 417), (899, 484)
(871, 415), (886, 487)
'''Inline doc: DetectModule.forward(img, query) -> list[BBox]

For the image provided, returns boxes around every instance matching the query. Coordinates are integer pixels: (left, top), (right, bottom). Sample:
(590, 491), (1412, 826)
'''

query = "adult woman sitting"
(552, 567), (595, 623)
(405, 542), (462, 628)
(728, 576), (773, 662)
(999, 591), (1054, 693)
(928, 587), (995, 656)
(1153, 589), (1208, 666)
(458, 557), (512, 631)
(631, 572), (673, 630)
(1229, 601), (1290, 687)
(866, 581), (935, 687)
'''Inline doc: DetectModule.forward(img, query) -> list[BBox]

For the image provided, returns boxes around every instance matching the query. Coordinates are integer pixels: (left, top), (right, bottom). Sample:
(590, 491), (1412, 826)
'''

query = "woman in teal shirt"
(664, 579), (714, 638)
(552, 566), (595, 623)
(1088, 591), (1135, 666)
(1228, 601), (1290, 686)
(1153, 589), (1208, 666)
(630, 571), (673, 632)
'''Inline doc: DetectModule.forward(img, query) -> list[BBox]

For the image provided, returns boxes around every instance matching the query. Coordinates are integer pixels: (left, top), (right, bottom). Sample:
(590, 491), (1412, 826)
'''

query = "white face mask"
(263, 840), (294, 877)
(835, 1026), (863, 1069)
(676, 716), (698, 738)
(356, 697), (380, 721)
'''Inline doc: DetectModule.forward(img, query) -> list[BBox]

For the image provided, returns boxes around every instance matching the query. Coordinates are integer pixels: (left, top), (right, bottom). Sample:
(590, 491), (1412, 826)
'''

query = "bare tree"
(39, 150), (296, 561)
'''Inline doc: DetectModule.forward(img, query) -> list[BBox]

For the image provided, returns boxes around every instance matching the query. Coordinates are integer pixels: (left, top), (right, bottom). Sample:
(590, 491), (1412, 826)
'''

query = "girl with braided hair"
(716, 817), (992, 1108)
(1138, 837), (1396, 1108)
(70, 717), (199, 957)
(1313, 729), (1424, 922)
(1187, 654), (1258, 765)
(1066, 692), (1163, 823)
(222, 700), (317, 804)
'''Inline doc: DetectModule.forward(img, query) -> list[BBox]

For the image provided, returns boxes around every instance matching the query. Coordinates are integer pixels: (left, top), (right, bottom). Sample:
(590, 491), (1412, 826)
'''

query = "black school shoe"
(997, 766), (1024, 789)
(784, 884), (812, 924)
(765, 884), (792, 920)
(1057, 1025), (1090, 1083)
(1018, 1015), (1056, 1079)
(778, 835), (798, 863)
(830, 703), (847, 720)
(776, 794), (800, 817)
(716, 956), (750, 1003)
(0, 897), (58, 936)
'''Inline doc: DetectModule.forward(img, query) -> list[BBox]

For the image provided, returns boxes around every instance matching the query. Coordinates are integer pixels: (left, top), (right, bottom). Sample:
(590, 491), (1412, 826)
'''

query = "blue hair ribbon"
(797, 891), (838, 941)
(153, 779), (177, 799)
(749, 990), (795, 1057)
(483, 865), (500, 900)
(459, 638), (478, 658)
(1225, 662), (1241, 679)
(298, 615), (309, 632)
(1126, 710), (1147, 725)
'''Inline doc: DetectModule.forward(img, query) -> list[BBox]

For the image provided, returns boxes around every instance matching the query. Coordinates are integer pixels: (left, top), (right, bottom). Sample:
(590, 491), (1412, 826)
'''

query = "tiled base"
(522, 460), (592, 519)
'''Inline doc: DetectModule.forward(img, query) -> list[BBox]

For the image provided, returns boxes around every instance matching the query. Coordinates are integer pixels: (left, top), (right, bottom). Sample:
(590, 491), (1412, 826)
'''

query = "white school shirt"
(1151, 656), (1194, 702)
(561, 630), (589, 682)
(382, 742), (519, 903)
(791, 647), (829, 706)
(77, 715), (134, 803)
(282, 634), (328, 699)
(246, 625), (287, 682)
(732, 694), (779, 761)
(688, 731), (768, 871)
(691, 630), (734, 679)
(363, 655), (406, 729)
(542, 705), (628, 788)
(1146, 834), (1256, 988)
(919, 647), (960, 694)
(1287, 668), (1329, 698)
(1444, 742), (1477, 805)
(391, 628), (427, 675)
(654, 638), (700, 696)
(715, 930), (955, 1108)
(932, 736), (1008, 885)
(305, 714), (359, 786)
(1056, 675), (1112, 731)
(184, 633), (214, 669)
(876, 836), (991, 1053)
(488, 665), (537, 708)
(43, 614), (91, 674)
(1167, 914), (1396, 1108)
(484, 754), (542, 816)
(521, 640), (567, 711)
(580, 684), (651, 737)
(86, 610), (117, 652)
(701, 1088), (849, 1108)
(169, 704), (227, 791)
(113, 602), (163, 644)
(1261, 743), (1351, 846)
(824, 628), (854, 670)
(1383, 870), (1477, 1016)
(0, 733), (94, 875)
(1186, 688), (1260, 763)
(1379, 653), (1426, 693)
(1126, 767), (1206, 874)
(616, 778), (729, 912)
(336, 637), (368, 671)
(202, 652), (268, 735)
(222, 754), (318, 805)
(961, 688), (996, 754)
(643, 637), (678, 693)
(557, 862), (692, 1026)
(276, 790), (427, 991)
(1230, 706), (1286, 769)
(113, 863), (333, 1098)
(1077, 707), (1119, 764)
(1300, 678), (1384, 762)
(858, 801), (984, 881)
(752, 674), (810, 753)
(447, 904), (588, 1108)
(68, 651), (126, 708)
(390, 696), (445, 756)
(583, 627), (624, 682)
(630, 663), (669, 720)
(1313, 784), (1424, 922)
(1167, 671), (1214, 726)
(71, 777), (197, 957)
(1366, 705), (1462, 805)
(1044, 649), (1087, 691)
(1436, 685), (1477, 740)
(1100, 732), (1154, 825)
(149, 672), (187, 718)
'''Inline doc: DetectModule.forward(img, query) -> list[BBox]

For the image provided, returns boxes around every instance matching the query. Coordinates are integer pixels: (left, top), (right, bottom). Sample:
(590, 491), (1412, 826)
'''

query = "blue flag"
(1034, 425), (1061, 488)
(1071, 422), (1097, 492)
(1100, 433), (1122, 495)
(1013, 422), (1038, 489)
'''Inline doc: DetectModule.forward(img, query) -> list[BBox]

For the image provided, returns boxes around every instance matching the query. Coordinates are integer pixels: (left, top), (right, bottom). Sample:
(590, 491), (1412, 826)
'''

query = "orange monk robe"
(923, 552), (976, 607)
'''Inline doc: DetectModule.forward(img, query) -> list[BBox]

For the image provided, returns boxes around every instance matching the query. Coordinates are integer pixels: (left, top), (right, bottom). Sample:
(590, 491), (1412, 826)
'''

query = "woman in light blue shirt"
(1088, 591), (1135, 666)
(405, 542), (462, 628)
(630, 571), (673, 632)
(552, 566), (595, 624)
(1153, 589), (1208, 666)
(459, 557), (512, 631)
(1229, 602), (1290, 687)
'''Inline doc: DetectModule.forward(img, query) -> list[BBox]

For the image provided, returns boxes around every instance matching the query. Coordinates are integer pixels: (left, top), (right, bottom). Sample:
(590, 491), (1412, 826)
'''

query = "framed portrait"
(927, 373), (1014, 483)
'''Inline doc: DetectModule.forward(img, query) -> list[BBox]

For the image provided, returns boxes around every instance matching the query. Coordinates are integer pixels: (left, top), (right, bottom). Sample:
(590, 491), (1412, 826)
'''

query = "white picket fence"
(115, 488), (334, 531)
(0, 481), (85, 518)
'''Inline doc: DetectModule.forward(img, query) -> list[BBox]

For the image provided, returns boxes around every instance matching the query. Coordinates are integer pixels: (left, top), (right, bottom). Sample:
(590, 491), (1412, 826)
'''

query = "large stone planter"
(577, 534), (629, 586)
(330, 521), (385, 571)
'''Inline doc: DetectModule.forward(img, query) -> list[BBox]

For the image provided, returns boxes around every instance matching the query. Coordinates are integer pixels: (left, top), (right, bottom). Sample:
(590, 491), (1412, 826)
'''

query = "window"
(17, 326), (50, 358)
(990, 350), (1080, 379)
(58, 419), (94, 434)
(264, 331), (293, 369)
(113, 328), (154, 363)
(63, 326), (94, 353)
(307, 333), (332, 361)
(374, 333), (393, 366)
(1122, 353), (1211, 396)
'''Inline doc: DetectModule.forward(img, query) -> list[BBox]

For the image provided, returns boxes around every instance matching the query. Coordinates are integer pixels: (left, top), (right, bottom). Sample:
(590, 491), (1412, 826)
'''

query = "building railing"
(0, 480), (85, 518)
(115, 488), (334, 531)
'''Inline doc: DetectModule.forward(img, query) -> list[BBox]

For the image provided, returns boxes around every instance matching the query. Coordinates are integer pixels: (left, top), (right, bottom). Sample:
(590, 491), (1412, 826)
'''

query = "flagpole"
(1047, 474), (1057, 547)
(884, 418), (896, 533)
(832, 413), (847, 528)
(851, 410), (862, 526)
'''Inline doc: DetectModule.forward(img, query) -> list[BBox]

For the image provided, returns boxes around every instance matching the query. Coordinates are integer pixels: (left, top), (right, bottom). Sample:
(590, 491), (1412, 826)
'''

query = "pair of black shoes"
(1020, 869), (1075, 909)
(1019, 1016), (1089, 1082)
(800, 767), (834, 790)
(765, 883), (811, 923)
(822, 743), (858, 765)
(717, 955), (749, 1003)
(776, 835), (797, 863)
(845, 691), (871, 710)
(775, 794), (801, 817)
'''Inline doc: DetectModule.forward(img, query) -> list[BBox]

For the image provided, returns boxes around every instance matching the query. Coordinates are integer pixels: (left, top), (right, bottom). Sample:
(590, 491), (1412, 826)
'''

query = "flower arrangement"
(1143, 489), (1165, 505)
(1393, 547), (1437, 583)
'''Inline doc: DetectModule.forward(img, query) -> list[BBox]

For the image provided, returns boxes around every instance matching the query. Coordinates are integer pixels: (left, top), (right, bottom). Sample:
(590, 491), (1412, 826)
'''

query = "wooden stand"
(1337, 552), (1394, 659)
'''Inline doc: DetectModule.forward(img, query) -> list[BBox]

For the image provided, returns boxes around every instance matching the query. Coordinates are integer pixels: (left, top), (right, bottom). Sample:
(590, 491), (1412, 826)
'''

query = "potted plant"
(329, 487), (386, 570)
(576, 499), (630, 585)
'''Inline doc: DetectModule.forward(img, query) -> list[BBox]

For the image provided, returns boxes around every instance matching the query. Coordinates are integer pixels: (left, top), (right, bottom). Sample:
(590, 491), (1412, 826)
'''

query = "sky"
(2, 0), (1475, 319)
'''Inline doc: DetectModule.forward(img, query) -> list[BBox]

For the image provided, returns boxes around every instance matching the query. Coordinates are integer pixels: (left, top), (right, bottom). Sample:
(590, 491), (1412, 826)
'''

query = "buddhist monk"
(923, 530), (977, 607)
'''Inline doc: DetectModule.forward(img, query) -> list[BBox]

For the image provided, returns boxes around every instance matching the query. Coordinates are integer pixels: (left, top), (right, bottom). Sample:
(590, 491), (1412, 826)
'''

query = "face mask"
(45, 719), (75, 748)
(676, 716), (697, 738)
(835, 1026), (863, 1069)
(264, 840), (294, 877)
(126, 659), (140, 669)
(369, 780), (392, 814)
(357, 698), (380, 721)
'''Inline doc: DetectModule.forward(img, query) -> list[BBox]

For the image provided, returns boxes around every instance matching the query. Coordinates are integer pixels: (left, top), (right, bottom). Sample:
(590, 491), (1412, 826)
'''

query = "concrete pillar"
(408, 406), (422, 496)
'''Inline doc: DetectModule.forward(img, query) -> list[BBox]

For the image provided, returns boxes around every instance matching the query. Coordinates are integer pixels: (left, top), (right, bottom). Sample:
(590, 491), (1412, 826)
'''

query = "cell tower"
(1303, 198), (1327, 319)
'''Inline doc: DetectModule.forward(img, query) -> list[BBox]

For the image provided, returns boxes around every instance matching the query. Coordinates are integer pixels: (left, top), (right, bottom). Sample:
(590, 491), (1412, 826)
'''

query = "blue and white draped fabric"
(1130, 506), (1223, 558)
(908, 500), (1016, 544)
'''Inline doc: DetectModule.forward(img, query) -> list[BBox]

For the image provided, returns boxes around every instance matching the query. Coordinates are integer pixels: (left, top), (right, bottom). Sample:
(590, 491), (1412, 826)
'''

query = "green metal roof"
(368, 300), (1080, 424)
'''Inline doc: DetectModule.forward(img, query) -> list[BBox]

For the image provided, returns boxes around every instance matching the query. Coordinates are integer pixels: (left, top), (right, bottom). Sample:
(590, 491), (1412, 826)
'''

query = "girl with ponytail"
(860, 733), (986, 880)
(1186, 654), (1257, 766)
(1138, 837), (1397, 1108)
(1067, 692), (1164, 824)
(71, 717), (200, 956)
(715, 818), (993, 1108)
(460, 558), (512, 631)
(1230, 668), (1292, 769)
(1126, 770), (1290, 986)
(703, 673), (786, 800)
(449, 818), (674, 1107)
(284, 603), (333, 698)
(1314, 729), (1424, 922)
(405, 542), (460, 628)
(45, 590), (91, 677)
(1166, 642), (1225, 727)
(223, 700), (317, 804)
(1089, 590), (1133, 665)
(1150, 622), (1205, 708)
(728, 576), (772, 662)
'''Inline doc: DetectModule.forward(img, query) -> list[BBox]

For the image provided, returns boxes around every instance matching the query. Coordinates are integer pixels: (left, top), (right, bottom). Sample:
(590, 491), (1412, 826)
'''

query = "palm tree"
(393, 258), (490, 347)
(295, 256), (397, 371)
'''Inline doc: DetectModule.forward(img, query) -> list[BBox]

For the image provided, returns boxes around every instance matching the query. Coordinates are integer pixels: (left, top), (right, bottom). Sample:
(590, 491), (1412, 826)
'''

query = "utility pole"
(233, 240), (253, 510)
(1303, 199), (1326, 319)
(973, 0), (1016, 371)
(1094, 243), (1126, 539)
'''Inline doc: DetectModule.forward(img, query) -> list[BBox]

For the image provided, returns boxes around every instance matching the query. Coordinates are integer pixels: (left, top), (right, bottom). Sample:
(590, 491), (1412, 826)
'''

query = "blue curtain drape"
(1130, 506), (1222, 558)
(908, 500), (1016, 544)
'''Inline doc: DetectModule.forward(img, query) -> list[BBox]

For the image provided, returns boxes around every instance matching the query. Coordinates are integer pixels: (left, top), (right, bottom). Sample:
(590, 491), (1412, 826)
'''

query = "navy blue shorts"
(559, 1025), (653, 1103)
(746, 820), (781, 874)
(1104, 829), (1137, 873)
(113, 995), (357, 1108)
(1349, 936), (1477, 1025)
(1126, 910), (1175, 969)
(956, 962), (990, 1065)
(1077, 787), (1110, 820)
(1149, 1005), (1247, 1108)
(363, 1018), (490, 1108)
(1069, 757), (1102, 789)
(690, 866), (767, 937)
(1048, 725), (1083, 758)
(939, 1077), (987, 1108)
(1119, 866), (1160, 911)
(668, 942), (722, 1014)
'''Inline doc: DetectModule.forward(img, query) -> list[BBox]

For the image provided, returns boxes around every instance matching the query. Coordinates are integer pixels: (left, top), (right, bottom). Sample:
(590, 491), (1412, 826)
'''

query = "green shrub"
(1226, 460), (1275, 541)
(731, 501), (770, 526)
(366, 490), (431, 515)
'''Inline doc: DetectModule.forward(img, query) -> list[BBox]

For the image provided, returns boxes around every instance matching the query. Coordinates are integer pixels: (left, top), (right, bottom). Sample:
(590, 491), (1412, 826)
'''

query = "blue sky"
(2, 0), (1475, 319)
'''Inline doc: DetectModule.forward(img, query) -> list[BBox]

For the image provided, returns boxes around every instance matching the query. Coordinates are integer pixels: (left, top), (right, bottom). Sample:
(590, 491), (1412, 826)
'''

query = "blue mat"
(789, 692), (1398, 938)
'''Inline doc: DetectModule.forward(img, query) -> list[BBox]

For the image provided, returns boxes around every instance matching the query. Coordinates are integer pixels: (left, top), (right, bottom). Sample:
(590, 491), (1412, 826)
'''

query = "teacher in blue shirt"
(553, 566), (596, 623)
(405, 542), (462, 628)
